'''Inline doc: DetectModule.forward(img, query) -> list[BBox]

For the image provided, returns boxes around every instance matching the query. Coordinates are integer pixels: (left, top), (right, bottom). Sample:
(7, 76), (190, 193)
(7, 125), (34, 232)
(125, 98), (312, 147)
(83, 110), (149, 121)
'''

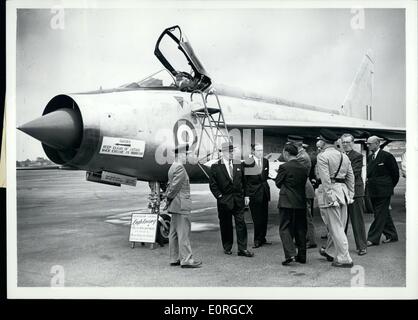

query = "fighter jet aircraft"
(18, 26), (405, 242)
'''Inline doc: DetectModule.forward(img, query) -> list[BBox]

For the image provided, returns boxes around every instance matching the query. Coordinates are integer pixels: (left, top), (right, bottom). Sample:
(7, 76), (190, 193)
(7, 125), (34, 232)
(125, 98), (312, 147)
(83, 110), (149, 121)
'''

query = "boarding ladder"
(190, 90), (230, 178)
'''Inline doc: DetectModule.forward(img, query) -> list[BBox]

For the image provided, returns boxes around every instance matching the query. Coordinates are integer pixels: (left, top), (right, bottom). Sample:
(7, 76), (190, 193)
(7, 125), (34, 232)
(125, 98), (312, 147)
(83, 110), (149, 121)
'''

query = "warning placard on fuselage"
(100, 137), (145, 158)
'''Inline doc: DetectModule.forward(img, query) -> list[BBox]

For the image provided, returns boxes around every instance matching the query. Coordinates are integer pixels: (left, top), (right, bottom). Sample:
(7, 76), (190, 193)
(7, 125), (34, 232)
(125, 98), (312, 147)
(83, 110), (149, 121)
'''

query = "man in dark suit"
(209, 141), (254, 257)
(275, 143), (308, 266)
(288, 135), (317, 249)
(341, 134), (368, 256)
(244, 143), (271, 248)
(365, 136), (399, 246)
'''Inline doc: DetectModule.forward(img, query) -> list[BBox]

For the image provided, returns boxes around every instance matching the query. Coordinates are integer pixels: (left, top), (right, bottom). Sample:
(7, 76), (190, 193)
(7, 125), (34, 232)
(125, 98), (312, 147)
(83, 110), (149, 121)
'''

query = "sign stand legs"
(130, 241), (150, 249)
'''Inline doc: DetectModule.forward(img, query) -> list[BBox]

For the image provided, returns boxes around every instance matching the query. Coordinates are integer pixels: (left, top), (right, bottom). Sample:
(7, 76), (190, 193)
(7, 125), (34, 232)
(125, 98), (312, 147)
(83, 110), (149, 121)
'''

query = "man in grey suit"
(316, 129), (355, 268)
(165, 144), (202, 268)
(341, 133), (367, 256)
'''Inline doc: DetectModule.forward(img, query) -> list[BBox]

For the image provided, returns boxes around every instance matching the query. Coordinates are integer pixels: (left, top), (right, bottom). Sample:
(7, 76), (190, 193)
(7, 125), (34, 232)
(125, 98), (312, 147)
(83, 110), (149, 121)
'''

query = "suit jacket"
(366, 149), (399, 197)
(315, 146), (355, 208)
(244, 156), (271, 201)
(209, 159), (248, 211)
(166, 161), (192, 214)
(296, 149), (315, 199)
(275, 159), (307, 209)
(346, 149), (365, 197)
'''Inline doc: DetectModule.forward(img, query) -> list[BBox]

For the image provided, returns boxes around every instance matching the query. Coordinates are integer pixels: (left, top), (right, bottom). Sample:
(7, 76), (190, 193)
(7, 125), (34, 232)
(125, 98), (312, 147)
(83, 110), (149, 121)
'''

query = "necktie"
(229, 160), (233, 178)
(372, 153), (376, 160)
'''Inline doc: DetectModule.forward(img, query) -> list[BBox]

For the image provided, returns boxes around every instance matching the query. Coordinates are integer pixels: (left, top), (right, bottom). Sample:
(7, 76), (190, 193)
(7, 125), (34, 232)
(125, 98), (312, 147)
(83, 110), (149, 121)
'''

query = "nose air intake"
(18, 108), (82, 150)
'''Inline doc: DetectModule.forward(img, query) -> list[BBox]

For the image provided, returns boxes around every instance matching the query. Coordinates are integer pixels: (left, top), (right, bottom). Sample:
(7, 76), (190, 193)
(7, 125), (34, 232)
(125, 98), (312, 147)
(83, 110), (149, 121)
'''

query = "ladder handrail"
(190, 89), (230, 175)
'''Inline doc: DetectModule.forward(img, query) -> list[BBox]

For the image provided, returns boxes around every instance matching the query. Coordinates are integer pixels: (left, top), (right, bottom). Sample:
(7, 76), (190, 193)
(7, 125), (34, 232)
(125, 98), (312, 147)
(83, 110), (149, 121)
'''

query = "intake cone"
(18, 108), (82, 150)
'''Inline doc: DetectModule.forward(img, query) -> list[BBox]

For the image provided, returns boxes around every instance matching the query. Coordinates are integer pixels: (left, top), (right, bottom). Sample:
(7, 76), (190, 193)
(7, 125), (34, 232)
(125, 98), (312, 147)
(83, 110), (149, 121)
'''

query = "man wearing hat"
(316, 129), (355, 268)
(165, 143), (202, 268)
(365, 136), (399, 246)
(287, 135), (318, 249)
(209, 141), (254, 257)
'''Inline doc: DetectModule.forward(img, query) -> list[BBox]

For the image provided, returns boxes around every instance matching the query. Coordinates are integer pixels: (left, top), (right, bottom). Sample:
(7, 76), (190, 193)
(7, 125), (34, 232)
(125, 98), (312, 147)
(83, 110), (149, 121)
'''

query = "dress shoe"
(319, 247), (334, 262)
(331, 261), (354, 268)
(382, 238), (398, 244)
(358, 249), (367, 256)
(252, 242), (261, 249)
(181, 260), (202, 268)
(295, 256), (306, 264)
(321, 234), (328, 239)
(282, 257), (296, 266)
(170, 260), (180, 266)
(367, 240), (378, 247)
(306, 243), (317, 249)
(238, 250), (254, 257)
(224, 249), (232, 255)
(262, 240), (272, 245)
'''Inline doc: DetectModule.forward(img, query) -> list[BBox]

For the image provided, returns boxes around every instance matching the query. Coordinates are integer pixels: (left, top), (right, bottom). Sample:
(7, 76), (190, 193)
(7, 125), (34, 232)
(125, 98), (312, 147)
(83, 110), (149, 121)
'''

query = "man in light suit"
(316, 129), (355, 268)
(275, 143), (308, 265)
(165, 144), (202, 268)
(341, 133), (367, 256)
(288, 135), (318, 249)
(245, 143), (271, 248)
(365, 136), (399, 246)
(209, 141), (254, 257)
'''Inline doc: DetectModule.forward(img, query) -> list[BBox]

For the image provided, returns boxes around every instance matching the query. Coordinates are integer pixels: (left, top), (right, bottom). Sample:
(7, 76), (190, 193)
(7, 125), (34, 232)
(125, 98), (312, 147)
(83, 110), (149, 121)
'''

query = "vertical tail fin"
(341, 50), (374, 120)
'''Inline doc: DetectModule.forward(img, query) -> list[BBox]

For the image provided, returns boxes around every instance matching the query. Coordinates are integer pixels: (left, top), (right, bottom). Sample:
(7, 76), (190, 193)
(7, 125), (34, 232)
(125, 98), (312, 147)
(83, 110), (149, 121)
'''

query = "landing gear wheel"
(156, 213), (171, 245)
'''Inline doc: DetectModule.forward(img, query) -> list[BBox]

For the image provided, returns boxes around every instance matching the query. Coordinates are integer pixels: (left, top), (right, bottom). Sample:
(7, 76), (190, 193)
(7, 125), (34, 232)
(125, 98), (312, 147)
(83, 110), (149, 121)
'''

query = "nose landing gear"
(148, 181), (171, 247)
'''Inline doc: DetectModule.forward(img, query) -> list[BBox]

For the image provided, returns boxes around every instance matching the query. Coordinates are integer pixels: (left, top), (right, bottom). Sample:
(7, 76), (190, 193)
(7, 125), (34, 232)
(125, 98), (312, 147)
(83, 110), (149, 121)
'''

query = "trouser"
(218, 204), (248, 252)
(320, 204), (352, 264)
(169, 213), (193, 265)
(306, 199), (317, 245)
(345, 196), (367, 251)
(367, 196), (398, 244)
(278, 207), (307, 260)
(249, 194), (269, 244)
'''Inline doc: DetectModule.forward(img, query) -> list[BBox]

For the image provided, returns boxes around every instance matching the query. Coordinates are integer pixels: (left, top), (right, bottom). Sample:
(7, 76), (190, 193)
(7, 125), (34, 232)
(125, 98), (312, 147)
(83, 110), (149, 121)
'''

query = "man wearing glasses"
(365, 136), (399, 246)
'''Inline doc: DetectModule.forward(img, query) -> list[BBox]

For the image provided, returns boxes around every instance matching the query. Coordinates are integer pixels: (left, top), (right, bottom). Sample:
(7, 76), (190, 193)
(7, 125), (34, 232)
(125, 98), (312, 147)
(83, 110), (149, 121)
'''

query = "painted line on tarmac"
(105, 207), (218, 230)
(191, 190), (212, 195)
(191, 222), (219, 232)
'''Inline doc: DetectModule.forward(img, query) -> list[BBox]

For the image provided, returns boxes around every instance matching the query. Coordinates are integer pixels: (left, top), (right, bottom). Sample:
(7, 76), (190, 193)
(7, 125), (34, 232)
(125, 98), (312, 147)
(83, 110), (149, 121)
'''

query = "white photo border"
(6, 0), (418, 299)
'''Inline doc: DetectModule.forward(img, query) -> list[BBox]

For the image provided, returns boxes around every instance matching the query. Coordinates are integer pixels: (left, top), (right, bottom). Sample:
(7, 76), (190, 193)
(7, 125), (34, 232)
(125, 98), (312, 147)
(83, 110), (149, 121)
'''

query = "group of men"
(164, 129), (400, 269)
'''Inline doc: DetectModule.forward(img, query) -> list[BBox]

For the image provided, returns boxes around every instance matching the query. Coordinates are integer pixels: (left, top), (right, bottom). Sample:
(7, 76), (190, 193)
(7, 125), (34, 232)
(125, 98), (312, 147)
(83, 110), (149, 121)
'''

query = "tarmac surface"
(16, 170), (406, 287)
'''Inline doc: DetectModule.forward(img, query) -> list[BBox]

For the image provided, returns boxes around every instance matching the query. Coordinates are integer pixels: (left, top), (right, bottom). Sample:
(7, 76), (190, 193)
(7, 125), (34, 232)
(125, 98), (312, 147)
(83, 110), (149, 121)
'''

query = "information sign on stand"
(129, 212), (159, 248)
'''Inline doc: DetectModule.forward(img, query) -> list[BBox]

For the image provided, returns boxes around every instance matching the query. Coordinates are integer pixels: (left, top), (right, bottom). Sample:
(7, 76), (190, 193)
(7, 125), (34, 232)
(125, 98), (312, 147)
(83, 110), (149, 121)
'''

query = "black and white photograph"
(5, 0), (418, 300)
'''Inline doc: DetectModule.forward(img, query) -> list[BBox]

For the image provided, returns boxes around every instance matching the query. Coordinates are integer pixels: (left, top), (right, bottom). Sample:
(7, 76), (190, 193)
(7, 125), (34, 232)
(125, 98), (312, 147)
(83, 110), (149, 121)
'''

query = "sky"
(14, 6), (406, 160)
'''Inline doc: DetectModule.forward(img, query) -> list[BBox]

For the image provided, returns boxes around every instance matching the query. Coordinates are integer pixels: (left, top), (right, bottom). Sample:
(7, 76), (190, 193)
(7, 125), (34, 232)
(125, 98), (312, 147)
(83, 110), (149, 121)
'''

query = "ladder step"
(192, 107), (221, 115)
(192, 112), (207, 117)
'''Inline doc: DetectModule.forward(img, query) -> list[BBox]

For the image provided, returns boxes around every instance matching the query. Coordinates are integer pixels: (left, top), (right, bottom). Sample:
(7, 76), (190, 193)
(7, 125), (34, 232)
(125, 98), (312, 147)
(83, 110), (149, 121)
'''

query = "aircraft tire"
(156, 213), (171, 244)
